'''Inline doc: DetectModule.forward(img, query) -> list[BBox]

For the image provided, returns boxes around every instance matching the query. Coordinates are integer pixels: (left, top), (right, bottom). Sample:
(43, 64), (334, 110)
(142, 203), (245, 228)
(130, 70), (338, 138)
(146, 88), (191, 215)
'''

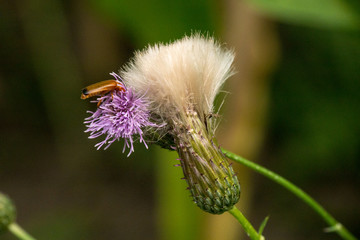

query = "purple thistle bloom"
(84, 84), (157, 156)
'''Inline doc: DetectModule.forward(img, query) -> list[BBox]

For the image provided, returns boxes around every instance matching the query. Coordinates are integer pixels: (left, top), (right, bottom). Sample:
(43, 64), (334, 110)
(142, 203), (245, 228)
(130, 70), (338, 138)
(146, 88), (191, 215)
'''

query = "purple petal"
(84, 87), (158, 156)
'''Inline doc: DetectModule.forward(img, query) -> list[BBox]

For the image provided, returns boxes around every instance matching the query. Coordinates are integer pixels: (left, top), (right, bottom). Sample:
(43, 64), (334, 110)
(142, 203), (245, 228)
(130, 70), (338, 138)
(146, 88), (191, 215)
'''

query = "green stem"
(222, 148), (358, 240)
(228, 206), (263, 240)
(8, 223), (36, 240)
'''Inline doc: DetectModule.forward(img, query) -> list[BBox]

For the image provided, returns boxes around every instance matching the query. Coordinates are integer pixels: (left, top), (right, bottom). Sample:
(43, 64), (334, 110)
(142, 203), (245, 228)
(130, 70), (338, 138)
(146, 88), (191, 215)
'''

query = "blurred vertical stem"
(155, 147), (202, 240)
(18, 0), (89, 169)
(223, 149), (358, 240)
(8, 223), (36, 240)
(206, 0), (278, 239)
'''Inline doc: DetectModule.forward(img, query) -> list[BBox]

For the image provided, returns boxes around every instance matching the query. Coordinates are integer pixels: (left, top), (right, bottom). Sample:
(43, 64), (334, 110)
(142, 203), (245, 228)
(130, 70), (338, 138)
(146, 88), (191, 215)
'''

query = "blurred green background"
(0, 0), (359, 239)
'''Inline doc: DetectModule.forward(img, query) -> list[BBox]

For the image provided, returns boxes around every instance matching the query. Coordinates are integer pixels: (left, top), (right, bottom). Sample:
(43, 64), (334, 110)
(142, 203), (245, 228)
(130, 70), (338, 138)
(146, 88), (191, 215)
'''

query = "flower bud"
(0, 192), (16, 233)
(174, 109), (240, 214)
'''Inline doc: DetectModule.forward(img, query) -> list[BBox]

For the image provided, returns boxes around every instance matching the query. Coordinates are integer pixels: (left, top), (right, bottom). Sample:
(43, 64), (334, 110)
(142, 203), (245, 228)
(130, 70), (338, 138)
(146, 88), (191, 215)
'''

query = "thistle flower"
(0, 192), (16, 233)
(84, 73), (158, 156)
(122, 34), (240, 214)
(82, 34), (240, 214)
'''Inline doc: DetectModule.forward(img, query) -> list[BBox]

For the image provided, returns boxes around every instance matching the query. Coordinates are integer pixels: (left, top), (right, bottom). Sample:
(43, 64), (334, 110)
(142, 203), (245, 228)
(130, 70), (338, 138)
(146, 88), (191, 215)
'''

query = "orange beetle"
(81, 80), (126, 100)
(81, 80), (126, 106)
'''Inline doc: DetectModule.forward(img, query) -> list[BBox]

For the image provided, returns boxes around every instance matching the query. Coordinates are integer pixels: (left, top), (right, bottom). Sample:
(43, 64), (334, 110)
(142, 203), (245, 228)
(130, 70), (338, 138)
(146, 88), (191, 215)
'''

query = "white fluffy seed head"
(121, 34), (235, 123)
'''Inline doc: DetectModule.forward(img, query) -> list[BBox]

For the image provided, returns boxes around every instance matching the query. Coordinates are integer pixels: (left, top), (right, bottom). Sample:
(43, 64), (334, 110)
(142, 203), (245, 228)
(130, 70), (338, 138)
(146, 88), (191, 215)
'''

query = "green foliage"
(246, 0), (360, 29)
(89, 0), (219, 46)
(270, 27), (360, 181)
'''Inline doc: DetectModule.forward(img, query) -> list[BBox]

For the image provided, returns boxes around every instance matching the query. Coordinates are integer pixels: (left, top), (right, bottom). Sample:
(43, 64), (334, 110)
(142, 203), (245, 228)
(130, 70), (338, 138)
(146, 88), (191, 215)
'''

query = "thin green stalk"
(8, 223), (36, 240)
(222, 148), (357, 240)
(228, 206), (263, 240)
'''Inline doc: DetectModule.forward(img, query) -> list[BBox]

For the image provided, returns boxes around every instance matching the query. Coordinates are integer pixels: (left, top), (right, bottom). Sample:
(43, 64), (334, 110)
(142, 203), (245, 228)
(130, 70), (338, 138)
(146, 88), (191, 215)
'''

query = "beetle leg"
(97, 99), (103, 107)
